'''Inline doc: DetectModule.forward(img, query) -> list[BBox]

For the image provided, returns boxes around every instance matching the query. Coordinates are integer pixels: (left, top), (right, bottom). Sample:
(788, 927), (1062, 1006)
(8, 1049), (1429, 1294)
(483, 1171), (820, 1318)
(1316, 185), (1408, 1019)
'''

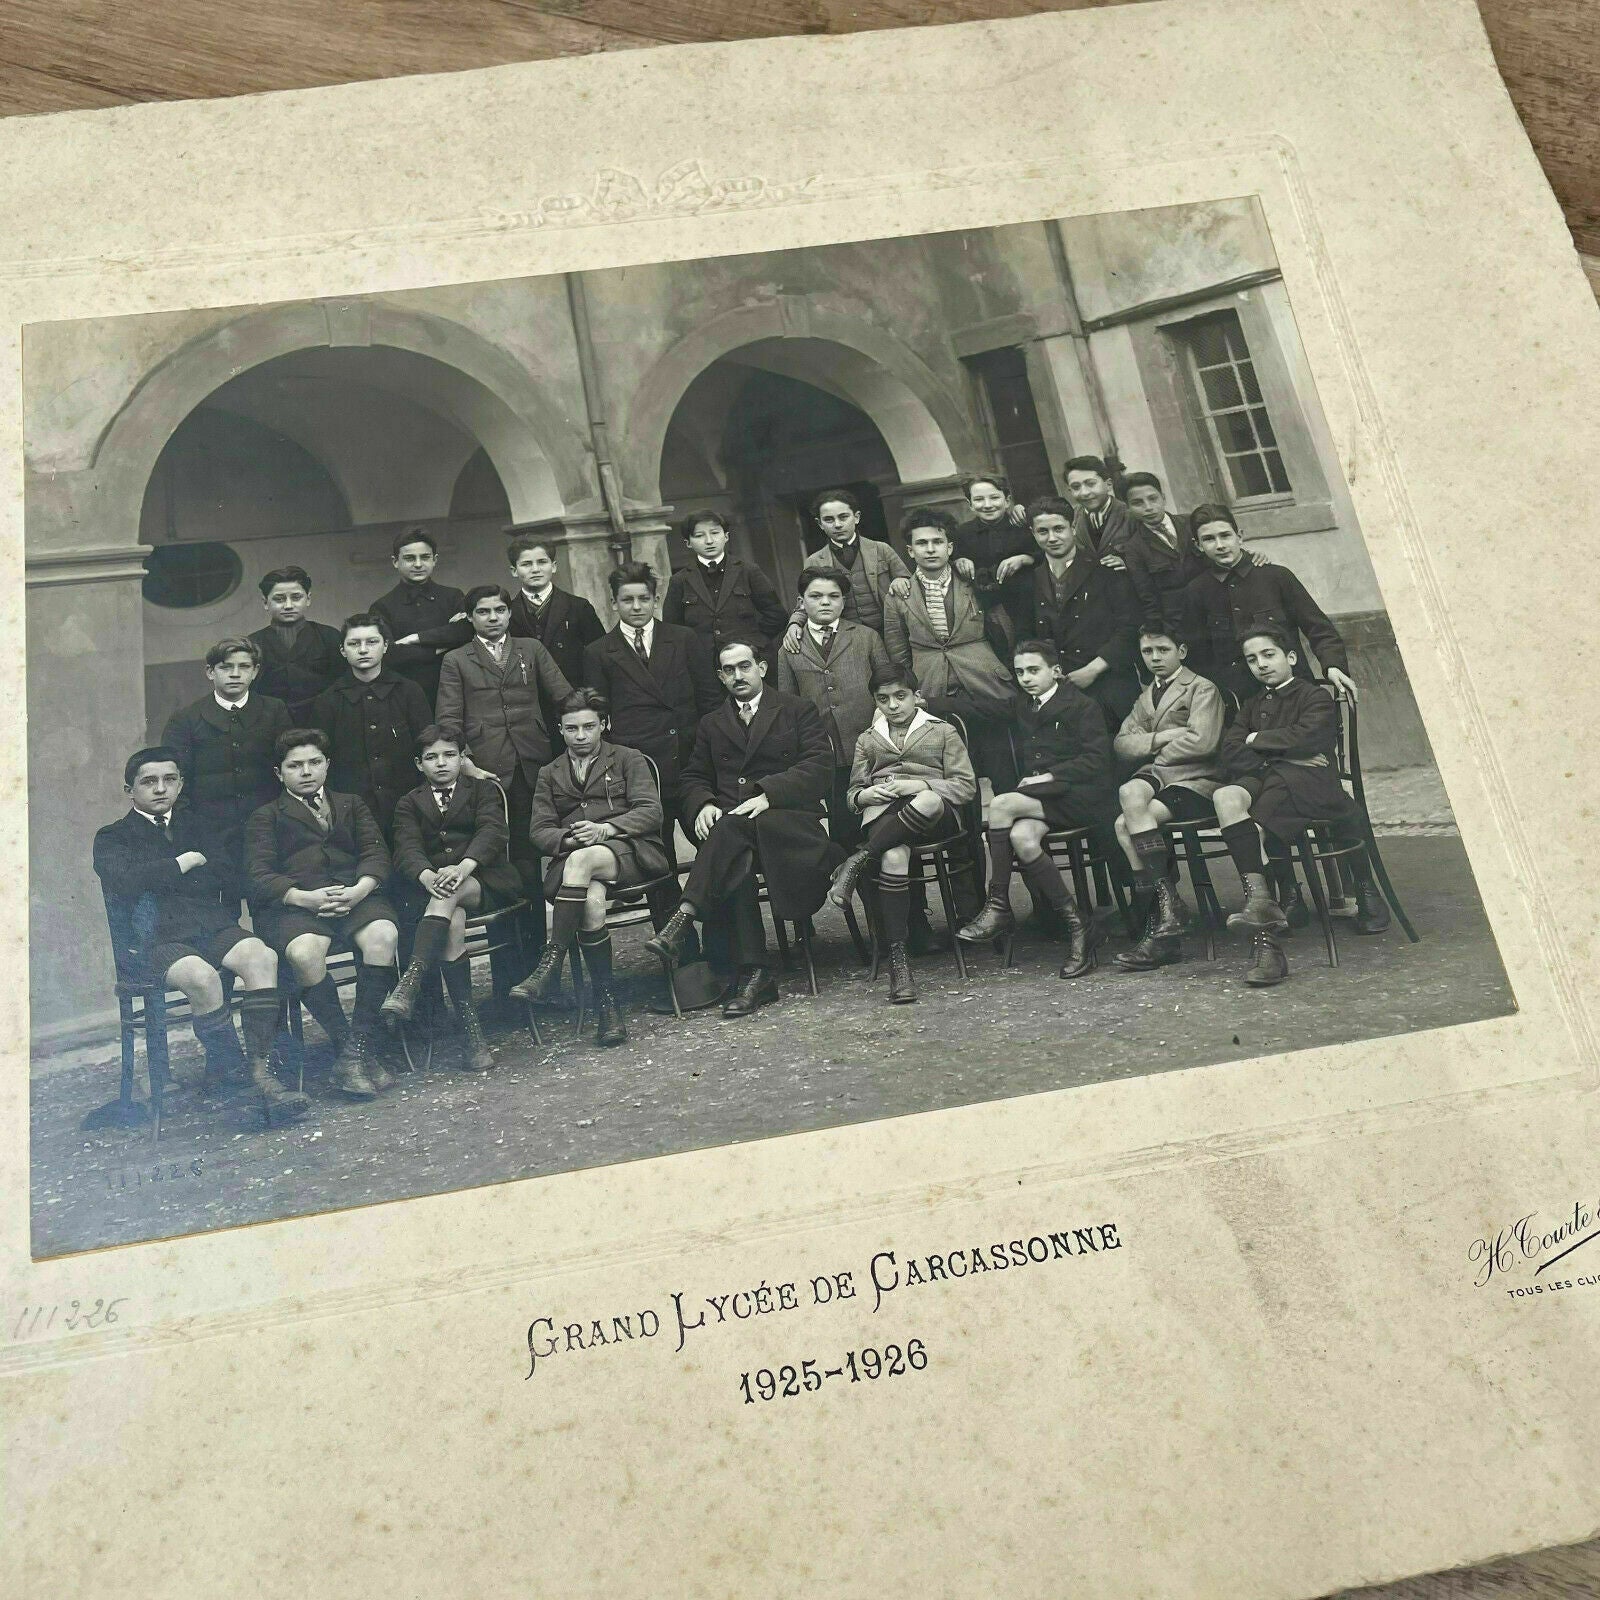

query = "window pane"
(142, 542), (243, 610)
(1255, 409), (1278, 450)
(1219, 411), (1259, 454)
(1229, 453), (1272, 498)
(1239, 361), (1263, 404)
(1200, 364), (1243, 411)
(1187, 322), (1231, 366)
(1266, 450), (1292, 493)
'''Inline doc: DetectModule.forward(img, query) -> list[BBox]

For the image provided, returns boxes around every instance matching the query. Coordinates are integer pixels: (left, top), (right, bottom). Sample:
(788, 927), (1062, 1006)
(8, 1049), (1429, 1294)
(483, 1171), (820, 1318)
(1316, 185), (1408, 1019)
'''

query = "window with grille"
(965, 346), (1057, 506)
(1178, 310), (1292, 501)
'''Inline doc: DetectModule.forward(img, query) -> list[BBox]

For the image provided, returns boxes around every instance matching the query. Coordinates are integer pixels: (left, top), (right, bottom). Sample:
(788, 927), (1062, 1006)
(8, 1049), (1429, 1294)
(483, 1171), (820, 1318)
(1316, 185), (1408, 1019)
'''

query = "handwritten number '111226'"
(739, 1340), (928, 1402)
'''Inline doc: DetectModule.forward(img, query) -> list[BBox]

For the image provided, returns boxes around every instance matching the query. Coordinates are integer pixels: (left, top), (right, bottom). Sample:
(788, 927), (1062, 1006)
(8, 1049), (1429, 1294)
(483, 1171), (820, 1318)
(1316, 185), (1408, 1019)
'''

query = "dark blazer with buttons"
(369, 579), (474, 707)
(435, 636), (574, 787)
(507, 585), (606, 689)
(1117, 514), (1203, 633)
(680, 689), (841, 920)
(1014, 684), (1119, 826)
(1073, 496), (1138, 562)
(581, 622), (722, 801)
(1022, 551), (1142, 729)
(161, 693), (292, 887)
(311, 669), (434, 837)
(93, 807), (241, 975)
(662, 559), (789, 659)
(529, 740), (669, 898)
(246, 621), (345, 724)
(774, 619), (891, 767)
(390, 773), (522, 908)
(244, 788), (392, 911)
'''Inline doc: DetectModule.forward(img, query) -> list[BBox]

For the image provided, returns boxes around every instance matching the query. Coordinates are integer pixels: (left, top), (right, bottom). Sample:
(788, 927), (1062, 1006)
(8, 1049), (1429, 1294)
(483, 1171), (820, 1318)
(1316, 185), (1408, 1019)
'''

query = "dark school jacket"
(161, 693), (292, 866)
(244, 789), (392, 907)
(389, 773), (522, 905)
(310, 669), (435, 837)
(369, 579), (474, 706)
(1013, 684), (1119, 827)
(1022, 552), (1142, 728)
(1219, 677), (1356, 839)
(507, 585), (606, 690)
(581, 622), (723, 798)
(435, 636), (574, 786)
(246, 621), (345, 725)
(662, 559), (789, 658)
(679, 689), (842, 921)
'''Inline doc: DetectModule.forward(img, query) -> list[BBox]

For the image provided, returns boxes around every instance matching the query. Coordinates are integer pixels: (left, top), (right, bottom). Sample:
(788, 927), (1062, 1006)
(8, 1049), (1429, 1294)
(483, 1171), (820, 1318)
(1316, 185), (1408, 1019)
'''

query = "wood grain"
(1, 2), (1595, 1595)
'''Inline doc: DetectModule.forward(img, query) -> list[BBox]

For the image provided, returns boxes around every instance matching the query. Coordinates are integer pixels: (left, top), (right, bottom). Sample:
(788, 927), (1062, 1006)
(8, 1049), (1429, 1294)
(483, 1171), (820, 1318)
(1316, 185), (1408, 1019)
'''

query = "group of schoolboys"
(96, 462), (1393, 1127)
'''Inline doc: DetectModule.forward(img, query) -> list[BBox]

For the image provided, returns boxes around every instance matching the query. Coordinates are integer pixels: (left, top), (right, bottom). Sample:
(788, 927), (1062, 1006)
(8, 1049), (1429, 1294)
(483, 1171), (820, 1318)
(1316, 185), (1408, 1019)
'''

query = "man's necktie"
(739, 701), (756, 725)
(631, 627), (649, 662)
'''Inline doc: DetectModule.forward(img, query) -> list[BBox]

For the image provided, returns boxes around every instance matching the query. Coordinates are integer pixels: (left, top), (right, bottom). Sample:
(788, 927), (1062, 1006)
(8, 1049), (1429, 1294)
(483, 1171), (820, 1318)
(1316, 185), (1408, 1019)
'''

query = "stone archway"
(623, 301), (979, 504)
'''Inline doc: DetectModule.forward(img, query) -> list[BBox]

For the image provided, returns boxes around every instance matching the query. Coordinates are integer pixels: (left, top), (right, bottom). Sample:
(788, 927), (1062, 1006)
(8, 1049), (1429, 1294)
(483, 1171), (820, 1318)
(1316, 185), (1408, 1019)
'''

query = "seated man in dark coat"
(1021, 496), (1142, 733)
(93, 745), (306, 1124)
(381, 723), (523, 1072)
(1211, 622), (1390, 988)
(645, 637), (842, 1018)
(244, 728), (401, 1102)
(513, 689), (668, 1047)
(957, 639), (1120, 979)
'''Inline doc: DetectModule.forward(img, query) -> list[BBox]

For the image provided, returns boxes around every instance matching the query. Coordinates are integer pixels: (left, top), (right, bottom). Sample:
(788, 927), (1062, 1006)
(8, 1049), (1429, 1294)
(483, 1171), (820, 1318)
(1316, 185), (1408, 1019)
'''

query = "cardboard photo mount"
(5, 1), (1600, 1594)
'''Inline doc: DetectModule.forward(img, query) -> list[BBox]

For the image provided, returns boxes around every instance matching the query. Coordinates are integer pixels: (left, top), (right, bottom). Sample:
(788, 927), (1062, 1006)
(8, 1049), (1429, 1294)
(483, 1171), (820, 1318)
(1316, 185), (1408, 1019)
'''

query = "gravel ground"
(30, 834), (1513, 1258)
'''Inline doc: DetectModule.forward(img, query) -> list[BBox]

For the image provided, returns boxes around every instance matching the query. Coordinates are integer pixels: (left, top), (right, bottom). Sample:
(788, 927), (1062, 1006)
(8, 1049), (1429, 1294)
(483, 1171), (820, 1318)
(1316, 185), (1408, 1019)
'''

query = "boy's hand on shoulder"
(887, 576), (913, 599)
(781, 623), (805, 656)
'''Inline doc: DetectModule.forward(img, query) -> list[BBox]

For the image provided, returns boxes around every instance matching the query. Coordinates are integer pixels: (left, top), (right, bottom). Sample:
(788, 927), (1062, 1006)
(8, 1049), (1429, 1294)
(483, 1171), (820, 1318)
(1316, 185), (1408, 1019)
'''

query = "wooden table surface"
(2, 3), (1596, 1596)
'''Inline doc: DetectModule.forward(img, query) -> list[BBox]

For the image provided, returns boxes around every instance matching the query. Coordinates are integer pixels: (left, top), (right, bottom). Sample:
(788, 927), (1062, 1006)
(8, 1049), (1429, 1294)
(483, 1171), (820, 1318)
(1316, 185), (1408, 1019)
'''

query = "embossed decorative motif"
(537, 160), (818, 226)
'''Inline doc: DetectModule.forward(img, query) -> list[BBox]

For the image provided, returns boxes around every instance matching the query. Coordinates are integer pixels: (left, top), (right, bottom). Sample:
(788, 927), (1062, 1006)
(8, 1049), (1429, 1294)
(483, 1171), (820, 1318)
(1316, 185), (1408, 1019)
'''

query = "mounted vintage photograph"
(24, 195), (1516, 1258)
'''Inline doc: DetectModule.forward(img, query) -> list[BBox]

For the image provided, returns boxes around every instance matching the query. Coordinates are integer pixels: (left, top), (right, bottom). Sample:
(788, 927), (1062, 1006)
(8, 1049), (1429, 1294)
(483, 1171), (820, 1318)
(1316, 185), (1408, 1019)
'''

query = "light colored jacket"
(1112, 666), (1225, 795)
(846, 710), (978, 812)
(882, 571), (1014, 717)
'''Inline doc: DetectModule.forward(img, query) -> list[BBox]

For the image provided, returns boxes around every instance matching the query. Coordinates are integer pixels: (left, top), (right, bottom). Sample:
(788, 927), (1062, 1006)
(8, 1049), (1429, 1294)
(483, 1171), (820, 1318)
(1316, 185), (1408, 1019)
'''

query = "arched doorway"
(661, 356), (904, 599)
(138, 345), (517, 735)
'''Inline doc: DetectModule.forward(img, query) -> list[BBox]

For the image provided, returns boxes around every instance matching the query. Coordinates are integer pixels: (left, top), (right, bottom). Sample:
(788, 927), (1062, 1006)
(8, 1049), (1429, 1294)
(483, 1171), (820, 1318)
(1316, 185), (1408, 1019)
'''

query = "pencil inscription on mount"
(534, 161), (818, 226)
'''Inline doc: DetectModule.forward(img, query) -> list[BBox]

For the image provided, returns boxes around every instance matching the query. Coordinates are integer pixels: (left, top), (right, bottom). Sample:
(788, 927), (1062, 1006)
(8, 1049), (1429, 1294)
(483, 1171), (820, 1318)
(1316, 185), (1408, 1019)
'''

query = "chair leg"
(118, 1002), (138, 1116)
(798, 919), (819, 997)
(1298, 837), (1338, 967)
(933, 854), (968, 981)
(1365, 833), (1422, 943)
(841, 899), (870, 967)
(772, 910), (791, 969)
(1183, 838), (1223, 962)
(1066, 840), (1093, 916)
(146, 990), (170, 1145)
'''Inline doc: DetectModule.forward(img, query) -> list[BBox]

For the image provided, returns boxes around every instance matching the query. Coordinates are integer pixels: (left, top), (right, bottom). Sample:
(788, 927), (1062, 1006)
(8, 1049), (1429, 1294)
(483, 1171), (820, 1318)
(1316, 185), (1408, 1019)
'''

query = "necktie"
(434, 788), (453, 812)
(739, 701), (756, 725)
(817, 627), (834, 660)
(1032, 695), (1044, 711)
(1152, 679), (1170, 710)
(309, 791), (330, 829)
(158, 814), (172, 842)
(631, 626), (649, 662)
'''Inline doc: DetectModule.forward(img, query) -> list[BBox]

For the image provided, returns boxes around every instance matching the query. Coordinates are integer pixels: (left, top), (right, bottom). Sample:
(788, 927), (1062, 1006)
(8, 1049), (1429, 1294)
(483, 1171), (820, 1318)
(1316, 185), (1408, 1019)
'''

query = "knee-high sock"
(877, 869), (911, 945)
(986, 828), (1016, 902)
(1128, 827), (1171, 886)
(577, 928), (614, 986)
(440, 955), (475, 1014)
(548, 885), (588, 953)
(191, 1004), (244, 1071)
(865, 798), (945, 859)
(352, 963), (392, 1040)
(299, 975), (348, 1046)
(237, 987), (281, 1062)
(1017, 852), (1071, 912)
(408, 913), (451, 972)
(1220, 820), (1265, 879)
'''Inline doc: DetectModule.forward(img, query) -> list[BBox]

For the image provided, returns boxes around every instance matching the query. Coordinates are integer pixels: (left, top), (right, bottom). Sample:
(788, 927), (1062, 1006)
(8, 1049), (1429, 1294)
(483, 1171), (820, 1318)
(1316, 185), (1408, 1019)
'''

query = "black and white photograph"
(25, 194), (1517, 1259)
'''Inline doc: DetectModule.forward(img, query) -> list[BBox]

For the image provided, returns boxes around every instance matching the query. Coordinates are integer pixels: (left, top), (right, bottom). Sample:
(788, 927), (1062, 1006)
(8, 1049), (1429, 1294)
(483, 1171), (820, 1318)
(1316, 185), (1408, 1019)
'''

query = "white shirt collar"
(214, 691), (250, 711)
(522, 584), (553, 606)
(626, 619), (655, 645)
(737, 691), (762, 720)
(479, 632), (510, 656)
(871, 707), (936, 742)
(140, 809), (172, 829)
(1032, 684), (1059, 711)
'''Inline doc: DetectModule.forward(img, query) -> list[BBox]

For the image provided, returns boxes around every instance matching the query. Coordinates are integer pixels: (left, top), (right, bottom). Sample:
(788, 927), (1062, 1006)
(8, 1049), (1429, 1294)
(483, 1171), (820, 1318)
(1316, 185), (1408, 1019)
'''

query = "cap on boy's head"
(1122, 471), (1164, 496)
(678, 509), (730, 542)
(464, 584), (512, 613)
(869, 661), (919, 698)
(961, 469), (1011, 499)
(899, 505), (958, 541)
(609, 560), (658, 598)
(1062, 455), (1110, 480)
(258, 565), (312, 598)
(123, 744), (181, 788)
(796, 564), (846, 597)
(810, 487), (861, 519)
(393, 526), (438, 558)
(1238, 619), (1296, 656)
(1013, 637), (1062, 668)
(1189, 502), (1239, 537)
(559, 687), (610, 721)
(1025, 495), (1075, 525)
(206, 636), (261, 669)
(414, 722), (463, 757)
(273, 726), (331, 765)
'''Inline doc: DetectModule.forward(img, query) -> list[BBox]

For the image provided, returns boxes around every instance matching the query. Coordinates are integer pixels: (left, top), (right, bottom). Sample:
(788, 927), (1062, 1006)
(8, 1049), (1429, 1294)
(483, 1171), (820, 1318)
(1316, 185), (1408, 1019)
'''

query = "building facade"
(24, 198), (1431, 1046)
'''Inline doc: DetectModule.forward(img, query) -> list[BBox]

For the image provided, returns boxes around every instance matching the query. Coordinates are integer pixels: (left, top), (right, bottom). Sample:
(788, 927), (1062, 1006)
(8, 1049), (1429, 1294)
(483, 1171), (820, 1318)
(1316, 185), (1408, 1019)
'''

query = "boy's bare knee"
(1119, 779), (1153, 809)
(881, 845), (911, 873)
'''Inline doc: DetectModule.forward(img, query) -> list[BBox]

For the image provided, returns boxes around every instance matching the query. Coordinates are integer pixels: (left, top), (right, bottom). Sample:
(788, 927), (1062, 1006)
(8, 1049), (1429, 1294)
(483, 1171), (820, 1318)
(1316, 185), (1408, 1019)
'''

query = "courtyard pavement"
(30, 832), (1515, 1258)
